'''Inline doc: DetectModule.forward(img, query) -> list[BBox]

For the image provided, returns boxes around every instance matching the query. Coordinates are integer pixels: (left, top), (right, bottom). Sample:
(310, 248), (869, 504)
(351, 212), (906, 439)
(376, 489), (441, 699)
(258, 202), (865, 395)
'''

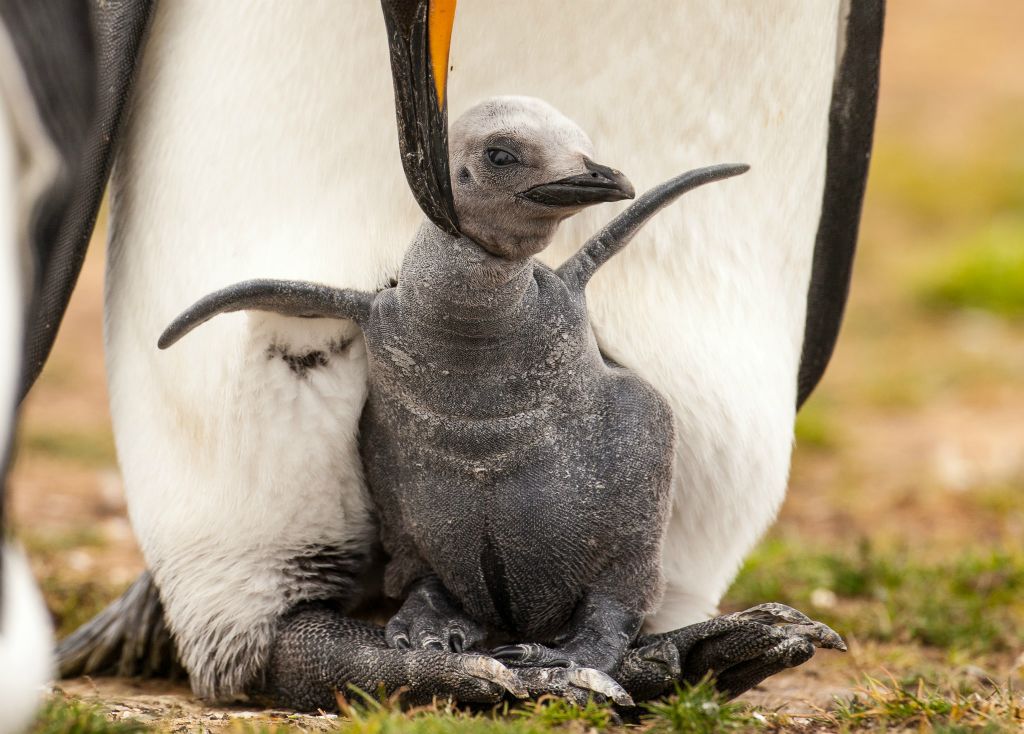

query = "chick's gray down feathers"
(159, 98), (843, 709)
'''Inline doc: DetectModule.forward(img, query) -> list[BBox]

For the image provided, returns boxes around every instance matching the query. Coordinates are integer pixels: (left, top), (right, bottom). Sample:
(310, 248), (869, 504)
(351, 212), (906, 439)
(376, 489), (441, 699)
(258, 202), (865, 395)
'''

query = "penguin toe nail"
(449, 629), (466, 653)
(566, 667), (634, 707)
(460, 655), (527, 698)
(492, 644), (526, 660)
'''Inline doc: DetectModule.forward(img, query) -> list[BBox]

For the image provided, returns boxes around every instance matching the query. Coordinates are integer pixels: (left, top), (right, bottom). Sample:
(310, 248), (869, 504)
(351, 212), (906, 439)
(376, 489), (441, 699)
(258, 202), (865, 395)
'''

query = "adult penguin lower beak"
(380, 0), (460, 235)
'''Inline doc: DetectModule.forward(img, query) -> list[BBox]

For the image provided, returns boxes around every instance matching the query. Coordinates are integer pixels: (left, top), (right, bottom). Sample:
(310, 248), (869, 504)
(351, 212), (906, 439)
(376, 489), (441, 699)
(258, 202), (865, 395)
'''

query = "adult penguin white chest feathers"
(95, 1), (878, 700)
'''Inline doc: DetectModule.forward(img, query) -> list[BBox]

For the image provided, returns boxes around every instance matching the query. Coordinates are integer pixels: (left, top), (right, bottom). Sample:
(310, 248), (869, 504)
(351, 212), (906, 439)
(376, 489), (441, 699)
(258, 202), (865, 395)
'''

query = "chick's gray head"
(449, 96), (634, 260)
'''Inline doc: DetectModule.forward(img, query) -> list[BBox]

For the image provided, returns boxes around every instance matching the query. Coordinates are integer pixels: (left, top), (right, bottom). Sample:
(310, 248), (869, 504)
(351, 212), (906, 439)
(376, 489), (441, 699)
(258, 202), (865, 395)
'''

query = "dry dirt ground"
(9, 2), (1024, 730)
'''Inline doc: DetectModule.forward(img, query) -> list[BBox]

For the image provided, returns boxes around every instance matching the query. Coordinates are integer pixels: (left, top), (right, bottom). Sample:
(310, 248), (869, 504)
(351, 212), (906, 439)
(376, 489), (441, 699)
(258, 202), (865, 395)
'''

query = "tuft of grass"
(32, 698), (149, 734)
(916, 218), (1024, 318)
(330, 683), (764, 734)
(21, 426), (118, 467)
(641, 679), (763, 733)
(334, 690), (612, 734)
(728, 539), (1024, 654)
(338, 707), (550, 734)
(517, 697), (615, 730)
(828, 675), (1023, 732)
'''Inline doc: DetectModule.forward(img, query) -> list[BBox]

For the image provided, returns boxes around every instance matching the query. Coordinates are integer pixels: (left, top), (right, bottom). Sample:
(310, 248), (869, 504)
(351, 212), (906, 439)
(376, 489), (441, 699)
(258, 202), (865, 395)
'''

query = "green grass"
(41, 574), (124, 637)
(794, 395), (840, 449)
(37, 674), (1024, 734)
(916, 218), (1024, 318)
(868, 139), (1024, 227)
(517, 697), (616, 730)
(829, 675), (1023, 732)
(331, 694), (613, 734)
(337, 707), (586, 734)
(22, 527), (107, 555)
(318, 680), (759, 734)
(32, 698), (149, 734)
(20, 528), (120, 637)
(21, 426), (118, 467)
(38, 677), (1024, 734)
(727, 538), (1024, 654)
(641, 680), (761, 733)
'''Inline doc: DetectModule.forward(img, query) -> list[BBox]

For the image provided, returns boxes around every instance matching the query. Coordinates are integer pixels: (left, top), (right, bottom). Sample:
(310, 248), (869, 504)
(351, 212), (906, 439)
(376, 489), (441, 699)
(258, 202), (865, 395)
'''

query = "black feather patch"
(266, 337), (354, 378)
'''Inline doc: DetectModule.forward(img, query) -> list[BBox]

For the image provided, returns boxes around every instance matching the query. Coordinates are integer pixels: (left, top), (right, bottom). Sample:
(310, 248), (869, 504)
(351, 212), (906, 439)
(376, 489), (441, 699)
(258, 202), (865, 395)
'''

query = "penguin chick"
(447, 96), (633, 258)
(159, 97), (839, 710)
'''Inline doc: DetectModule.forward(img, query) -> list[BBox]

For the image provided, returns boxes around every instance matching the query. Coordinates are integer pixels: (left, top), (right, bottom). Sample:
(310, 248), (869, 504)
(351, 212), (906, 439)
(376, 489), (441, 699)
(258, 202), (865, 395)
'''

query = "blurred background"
(9, 0), (1023, 725)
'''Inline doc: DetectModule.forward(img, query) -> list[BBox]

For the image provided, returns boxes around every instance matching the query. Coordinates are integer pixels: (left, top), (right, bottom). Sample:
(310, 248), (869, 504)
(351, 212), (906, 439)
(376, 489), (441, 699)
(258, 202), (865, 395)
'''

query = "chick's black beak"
(380, 0), (460, 235)
(521, 157), (635, 207)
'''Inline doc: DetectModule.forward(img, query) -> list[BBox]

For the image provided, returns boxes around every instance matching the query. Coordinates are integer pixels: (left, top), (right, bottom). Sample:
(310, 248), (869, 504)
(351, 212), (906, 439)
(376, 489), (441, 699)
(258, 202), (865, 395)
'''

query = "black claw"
(450, 629), (466, 653)
(514, 665), (633, 707)
(421, 637), (444, 651)
(394, 635), (410, 650)
(492, 643), (572, 668)
(638, 639), (681, 673)
(492, 644), (525, 660)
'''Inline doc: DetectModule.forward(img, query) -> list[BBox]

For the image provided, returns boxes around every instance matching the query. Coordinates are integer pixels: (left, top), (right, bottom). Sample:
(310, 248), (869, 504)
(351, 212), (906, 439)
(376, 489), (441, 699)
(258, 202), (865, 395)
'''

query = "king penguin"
(1, 0), (98, 726)
(30, 1), (885, 702)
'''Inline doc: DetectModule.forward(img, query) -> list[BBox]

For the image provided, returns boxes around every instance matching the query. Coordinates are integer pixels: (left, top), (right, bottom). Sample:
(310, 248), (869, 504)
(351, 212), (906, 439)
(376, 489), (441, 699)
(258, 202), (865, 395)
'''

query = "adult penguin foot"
(491, 591), (643, 707)
(266, 604), (526, 711)
(616, 603), (845, 702)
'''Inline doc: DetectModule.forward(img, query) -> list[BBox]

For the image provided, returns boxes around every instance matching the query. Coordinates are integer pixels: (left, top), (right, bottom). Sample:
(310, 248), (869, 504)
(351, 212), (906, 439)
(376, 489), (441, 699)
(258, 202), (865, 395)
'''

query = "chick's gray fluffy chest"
(155, 97), (755, 705)
(156, 92), (837, 707)
(361, 223), (675, 640)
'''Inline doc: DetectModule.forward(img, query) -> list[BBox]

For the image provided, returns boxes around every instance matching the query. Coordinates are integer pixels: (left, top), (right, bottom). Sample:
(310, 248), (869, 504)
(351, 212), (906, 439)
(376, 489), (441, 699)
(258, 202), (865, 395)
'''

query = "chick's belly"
(411, 469), (612, 638)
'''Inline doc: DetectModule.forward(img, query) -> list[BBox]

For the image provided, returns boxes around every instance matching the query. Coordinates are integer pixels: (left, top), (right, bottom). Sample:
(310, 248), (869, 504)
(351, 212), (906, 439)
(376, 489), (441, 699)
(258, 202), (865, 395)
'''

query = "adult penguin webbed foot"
(265, 604), (524, 711)
(617, 603), (846, 702)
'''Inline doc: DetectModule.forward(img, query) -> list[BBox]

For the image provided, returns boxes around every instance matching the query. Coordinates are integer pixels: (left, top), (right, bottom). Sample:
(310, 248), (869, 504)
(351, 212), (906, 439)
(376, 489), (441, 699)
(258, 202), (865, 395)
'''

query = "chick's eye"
(486, 148), (518, 167)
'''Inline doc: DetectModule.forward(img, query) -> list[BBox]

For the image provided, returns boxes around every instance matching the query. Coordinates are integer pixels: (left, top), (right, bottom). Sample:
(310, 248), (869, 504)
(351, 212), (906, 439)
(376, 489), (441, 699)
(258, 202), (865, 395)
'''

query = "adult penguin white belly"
(93, 1), (881, 699)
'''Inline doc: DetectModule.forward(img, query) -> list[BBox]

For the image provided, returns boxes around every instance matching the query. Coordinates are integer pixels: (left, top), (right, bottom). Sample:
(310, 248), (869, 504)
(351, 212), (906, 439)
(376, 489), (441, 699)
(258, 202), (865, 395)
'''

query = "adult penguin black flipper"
(797, 1), (885, 406)
(18, 0), (154, 398)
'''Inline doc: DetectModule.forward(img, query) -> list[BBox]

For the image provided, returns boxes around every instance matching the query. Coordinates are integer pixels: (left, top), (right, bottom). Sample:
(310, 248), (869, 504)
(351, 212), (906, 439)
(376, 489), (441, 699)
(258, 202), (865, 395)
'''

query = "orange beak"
(380, 0), (460, 235)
